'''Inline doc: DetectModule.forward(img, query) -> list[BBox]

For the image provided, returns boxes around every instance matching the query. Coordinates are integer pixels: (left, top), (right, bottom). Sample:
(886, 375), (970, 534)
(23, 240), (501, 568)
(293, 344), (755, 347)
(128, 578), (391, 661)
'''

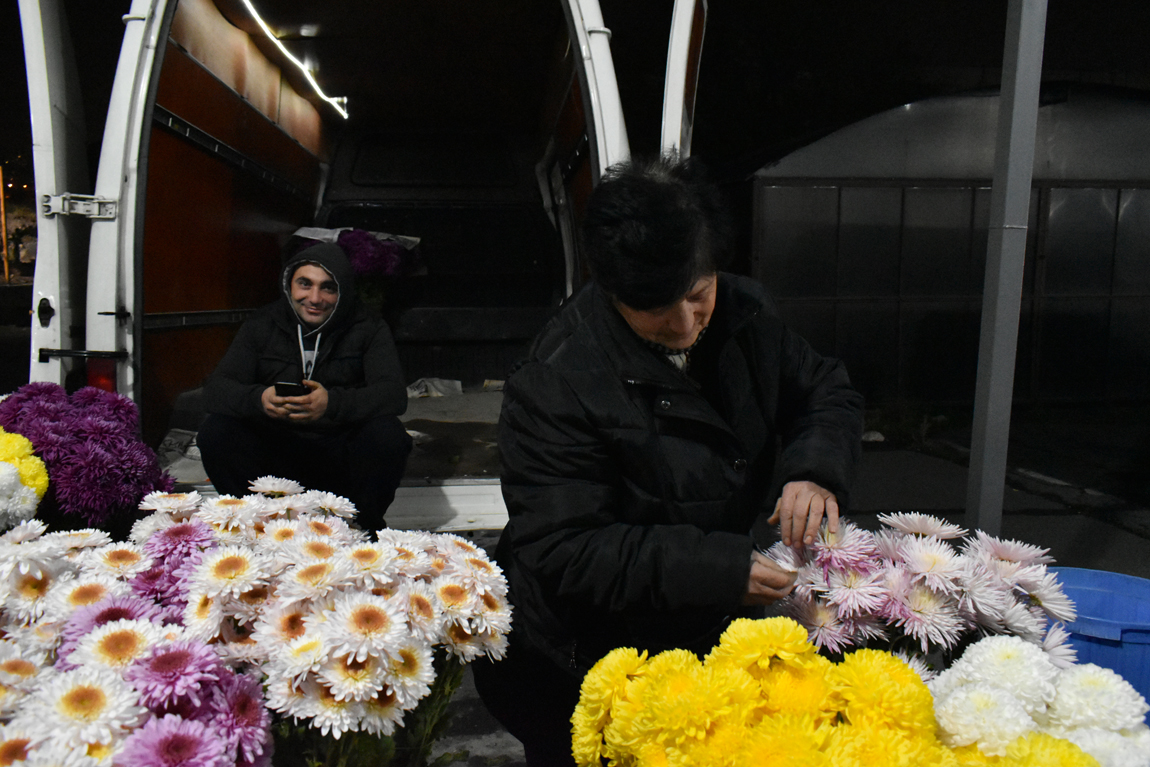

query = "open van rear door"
(661, 0), (707, 158)
(19, 0), (95, 385)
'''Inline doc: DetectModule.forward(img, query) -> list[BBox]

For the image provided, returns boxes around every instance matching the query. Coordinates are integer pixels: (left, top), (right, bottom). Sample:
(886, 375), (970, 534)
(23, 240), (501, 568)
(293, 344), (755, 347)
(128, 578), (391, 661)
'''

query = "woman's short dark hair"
(582, 155), (733, 310)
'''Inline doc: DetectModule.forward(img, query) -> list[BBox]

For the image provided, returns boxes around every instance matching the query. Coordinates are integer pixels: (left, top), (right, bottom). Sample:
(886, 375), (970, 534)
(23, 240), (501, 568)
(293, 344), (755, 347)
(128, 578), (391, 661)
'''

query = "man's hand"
(769, 480), (839, 549)
(285, 380), (329, 422)
(261, 386), (292, 420)
(743, 550), (797, 606)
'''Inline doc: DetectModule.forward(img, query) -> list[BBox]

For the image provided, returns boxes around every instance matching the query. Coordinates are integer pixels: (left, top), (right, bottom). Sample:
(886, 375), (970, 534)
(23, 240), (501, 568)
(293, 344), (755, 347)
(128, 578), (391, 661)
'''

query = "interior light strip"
(239, 0), (349, 119)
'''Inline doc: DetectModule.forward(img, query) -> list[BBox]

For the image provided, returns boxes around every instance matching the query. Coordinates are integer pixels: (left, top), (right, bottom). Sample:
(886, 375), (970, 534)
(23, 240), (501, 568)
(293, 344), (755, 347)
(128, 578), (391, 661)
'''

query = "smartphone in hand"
(274, 381), (309, 397)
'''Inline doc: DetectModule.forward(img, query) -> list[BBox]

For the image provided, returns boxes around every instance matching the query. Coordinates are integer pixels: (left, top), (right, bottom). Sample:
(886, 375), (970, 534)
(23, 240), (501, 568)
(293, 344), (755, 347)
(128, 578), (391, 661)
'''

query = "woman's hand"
(769, 480), (839, 549)
(742, 550), (797, 606)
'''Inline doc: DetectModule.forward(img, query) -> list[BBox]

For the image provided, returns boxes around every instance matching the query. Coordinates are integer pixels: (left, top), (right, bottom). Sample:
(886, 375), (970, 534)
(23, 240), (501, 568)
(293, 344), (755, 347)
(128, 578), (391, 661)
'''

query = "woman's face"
(614, 274), (718, 350)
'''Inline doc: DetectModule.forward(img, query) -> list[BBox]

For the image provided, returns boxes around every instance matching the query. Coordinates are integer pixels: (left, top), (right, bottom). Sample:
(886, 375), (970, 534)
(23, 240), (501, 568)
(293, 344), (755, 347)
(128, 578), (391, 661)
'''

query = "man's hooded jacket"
(203, 242), (406, 428)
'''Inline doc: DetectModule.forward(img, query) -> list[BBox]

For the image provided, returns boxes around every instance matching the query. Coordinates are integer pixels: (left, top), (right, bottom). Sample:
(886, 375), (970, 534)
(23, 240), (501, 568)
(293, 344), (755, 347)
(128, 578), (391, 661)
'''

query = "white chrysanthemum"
(42, 529), (112, 556)
(0, 679), (28, 719)
(70, 619), (163, 672)
(763, 540), (804, 573)
(899, 536), (965, 594)
(322, 592), (407, 663)
(257, 518), (301, 556)
(394, 582), (444, 645)
(445, 553), (506, 597)
(0, 722), (38, 765)
(792, 562), (829, 601)
(296, 676), (364, 738)
(318, 652), (388, 702)
(196, 494), (266, 533)
(298, 514), (359, 544)
(475, 628), (509, 661)
(275, 632), (331, 682)
(894, 581), (967, 652)
(1045, 663), (1149, 732)
(80, 543), (152, 579)
(190, 544), (271, 599)
(1041, 623), (1078, 669)
(878, 511), (967, 539)
(359, 687), (405, 736)
(387, 542), (435, 580)
(43, 573), (128, 622)
(431, 574), (478, 626)
(182, 590), (224, 641)
(263, 672), (310, 720)
(338, 542), (400, 588)
(963, 530), (1053, 566)
(383, 642), (435, 709)
(286, 535), (341, 565)
(947, 634), (1059, 715)
(1000, 600), (1046, 642)
(18, 666), (145, 748)
(2, 621), (61, 656)
(127, 511), (177, 544)
(249, 476), (305, 497)
(825, 568), (887, 617)
(958, 558), (1012, 630)
(1014, 567), (1077, 623)
(251, 599), (312, 648)
(442, 622), (500, 662)
(222, 582), (275, 626)
(278, 560), (355, 603)
(0, 641), (47, 690)
(3, 561), (66, 623)
(1057, 726), (1150, 767)
(262, 493), (320, 520)
(471, 590), (513, 636)
(871, 528), (906, 562)
(302, 491), (358, 520)
(138, 490), (202, 516)
(0, 519), (46, 544)
(935, 681), (1036, 756)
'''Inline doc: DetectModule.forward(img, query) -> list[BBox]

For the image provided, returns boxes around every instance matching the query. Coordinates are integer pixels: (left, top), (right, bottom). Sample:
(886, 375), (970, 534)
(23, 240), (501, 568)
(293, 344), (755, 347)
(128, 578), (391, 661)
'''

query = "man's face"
(290, 264), (339, 327)
(614, 274), (718, 350)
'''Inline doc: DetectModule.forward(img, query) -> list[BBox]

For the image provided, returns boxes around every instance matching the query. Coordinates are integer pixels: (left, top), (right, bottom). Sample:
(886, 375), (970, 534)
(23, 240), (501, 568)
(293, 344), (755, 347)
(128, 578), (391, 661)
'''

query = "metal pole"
(966, 0), (1049, 535)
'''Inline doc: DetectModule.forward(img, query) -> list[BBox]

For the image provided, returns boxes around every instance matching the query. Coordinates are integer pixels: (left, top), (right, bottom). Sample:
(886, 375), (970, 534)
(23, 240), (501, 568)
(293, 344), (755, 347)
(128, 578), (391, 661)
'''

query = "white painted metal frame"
(966, 0), (1049, 534)
(564, 0), (630, 173)
(20, 0), (90, 385)
(86, 0), (172, 398)
(660, 0), (706, 158)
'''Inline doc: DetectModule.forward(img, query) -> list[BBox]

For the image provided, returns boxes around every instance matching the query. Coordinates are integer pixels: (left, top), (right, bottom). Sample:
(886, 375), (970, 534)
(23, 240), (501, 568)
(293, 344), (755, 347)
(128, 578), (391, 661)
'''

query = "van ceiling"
(211, 0), (568, 134)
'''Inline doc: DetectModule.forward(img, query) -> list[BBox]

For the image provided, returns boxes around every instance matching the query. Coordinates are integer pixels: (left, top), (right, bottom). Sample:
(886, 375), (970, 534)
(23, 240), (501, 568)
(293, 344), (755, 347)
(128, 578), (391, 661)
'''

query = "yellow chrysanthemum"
(758, 651), (840, 723)
(707, 617), (817, 678)
(1002, 732), (1100, 767)
(0, 429), (48, 498)
(950, 744), (1003, 766)
(737, 716), (831, 767)
(826, 722), (939, 767)
(573, 648), (648, 766)
(830, 649), (937, 736)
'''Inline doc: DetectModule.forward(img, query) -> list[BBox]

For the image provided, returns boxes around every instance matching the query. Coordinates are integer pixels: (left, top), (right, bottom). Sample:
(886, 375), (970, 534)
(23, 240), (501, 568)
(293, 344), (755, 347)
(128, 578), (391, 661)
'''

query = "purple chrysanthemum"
(118, 714), (230, 767)
(131, 564), (185, 606)
(338, 229), (406, 277)
(144, 520), (216, 561)
(207, 670), (272, 763)
(58, 595), (161, 667)
(125, 640), (226, 710)
(71, 386), (142, 431)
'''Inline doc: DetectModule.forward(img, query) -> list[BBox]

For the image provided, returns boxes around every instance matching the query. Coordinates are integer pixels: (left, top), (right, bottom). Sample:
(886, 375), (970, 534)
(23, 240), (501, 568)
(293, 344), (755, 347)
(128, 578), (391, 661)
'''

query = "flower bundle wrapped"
(572, 617), (1102, 767)
(0, 427), (48, 529)
(0, 477), (512, 766)
(0, 383), (172, 527)
(931, 634), (1150, 766)
(763, 513), (1077, 667)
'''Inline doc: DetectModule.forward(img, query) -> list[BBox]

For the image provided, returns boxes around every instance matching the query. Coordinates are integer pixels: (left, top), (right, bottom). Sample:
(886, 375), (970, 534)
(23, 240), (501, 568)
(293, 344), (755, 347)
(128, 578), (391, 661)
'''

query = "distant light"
(299, 24), (320, 38)
(238, 0), (348, 119)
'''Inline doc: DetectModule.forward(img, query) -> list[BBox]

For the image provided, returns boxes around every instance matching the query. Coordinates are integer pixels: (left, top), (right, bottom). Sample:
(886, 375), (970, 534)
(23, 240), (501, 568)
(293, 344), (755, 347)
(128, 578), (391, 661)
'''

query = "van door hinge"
(41, 193), (118, 220)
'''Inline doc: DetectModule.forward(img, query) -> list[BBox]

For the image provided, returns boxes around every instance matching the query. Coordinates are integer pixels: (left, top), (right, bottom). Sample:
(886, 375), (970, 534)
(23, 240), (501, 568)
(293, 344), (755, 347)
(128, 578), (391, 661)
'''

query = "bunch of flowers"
(572, 617), (1102, 767)
(0, 383), (172, 526)
(336, 228), (415, 279)
(931, 634), (1149, 766)
(0, 477), (511, 766)
(763, 513), (1077, 668)
(0, 427), (48, 529)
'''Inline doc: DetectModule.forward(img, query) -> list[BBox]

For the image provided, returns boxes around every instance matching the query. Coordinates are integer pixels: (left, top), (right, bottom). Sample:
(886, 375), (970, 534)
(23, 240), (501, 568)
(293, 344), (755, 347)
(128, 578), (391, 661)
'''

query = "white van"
(20, 0), (706, 524)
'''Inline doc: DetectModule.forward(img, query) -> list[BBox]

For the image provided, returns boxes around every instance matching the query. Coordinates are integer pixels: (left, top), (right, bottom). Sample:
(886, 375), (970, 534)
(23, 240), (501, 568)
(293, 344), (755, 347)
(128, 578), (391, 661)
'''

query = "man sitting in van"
(198, 241), (412, 530)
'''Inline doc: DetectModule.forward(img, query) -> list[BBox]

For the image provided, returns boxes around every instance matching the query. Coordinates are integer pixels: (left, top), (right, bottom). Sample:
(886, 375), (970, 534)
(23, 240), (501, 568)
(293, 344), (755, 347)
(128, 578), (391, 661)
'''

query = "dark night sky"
(4, 0), (1149, 206)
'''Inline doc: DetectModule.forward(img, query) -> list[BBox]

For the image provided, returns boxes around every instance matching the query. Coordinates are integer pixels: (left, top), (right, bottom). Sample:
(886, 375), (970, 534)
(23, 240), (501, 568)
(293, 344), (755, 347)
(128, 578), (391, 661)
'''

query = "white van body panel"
(86, 0), (172, 399)
(20, 0), (90, 385)
(565, 0), (630, 171)
(661, 0), (707, 158)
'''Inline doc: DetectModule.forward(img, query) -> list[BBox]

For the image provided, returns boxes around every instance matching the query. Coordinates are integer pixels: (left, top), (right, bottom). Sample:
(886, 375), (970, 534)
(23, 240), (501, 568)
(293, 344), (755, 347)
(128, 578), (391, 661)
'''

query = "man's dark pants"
(197, 413), (412, 531)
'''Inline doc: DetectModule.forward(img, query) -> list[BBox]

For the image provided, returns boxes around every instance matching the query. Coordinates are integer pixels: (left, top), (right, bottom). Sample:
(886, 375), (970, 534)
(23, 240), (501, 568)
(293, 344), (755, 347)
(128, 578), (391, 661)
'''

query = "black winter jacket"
(202, 243), (407, 428)
(495, 273), (863, 674)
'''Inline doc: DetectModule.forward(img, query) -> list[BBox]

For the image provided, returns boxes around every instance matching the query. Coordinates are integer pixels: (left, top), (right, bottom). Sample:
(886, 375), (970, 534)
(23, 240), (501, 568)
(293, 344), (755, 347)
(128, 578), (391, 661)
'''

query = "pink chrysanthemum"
(891, 581), (966, 652)
(206, 671), (271, 764)
(809, 521), (882, 576)
(963, 530), (1053, 565)
(125, 640), (226, 710)
(898, 535), (965, 594)
(784, 593), (851, 653)
(825, 569), (888, 617)
(143, 520), (217, 561)
(877, 512), (967, 539)
(118, 714), (230, 767)
(57, 595), (160, 668)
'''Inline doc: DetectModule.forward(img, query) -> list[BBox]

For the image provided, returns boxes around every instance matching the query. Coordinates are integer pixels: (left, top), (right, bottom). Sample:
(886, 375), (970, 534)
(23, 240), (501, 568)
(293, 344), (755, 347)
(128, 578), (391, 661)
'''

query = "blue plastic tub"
(1052, 567), (1150, 703)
